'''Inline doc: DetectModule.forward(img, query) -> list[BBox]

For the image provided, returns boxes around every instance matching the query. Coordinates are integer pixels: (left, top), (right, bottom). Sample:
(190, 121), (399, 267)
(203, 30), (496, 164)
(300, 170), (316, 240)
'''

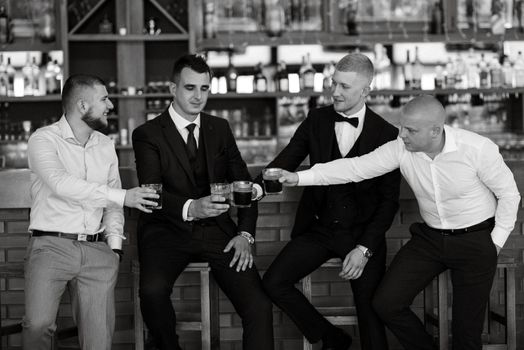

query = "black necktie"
(333, 114), (359, 128)
(186, 123), (197, 161)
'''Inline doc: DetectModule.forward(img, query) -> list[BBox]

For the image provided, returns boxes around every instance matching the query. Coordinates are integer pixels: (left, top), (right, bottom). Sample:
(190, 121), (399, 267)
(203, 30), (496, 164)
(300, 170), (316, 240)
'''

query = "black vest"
(317, 135), (360, 230)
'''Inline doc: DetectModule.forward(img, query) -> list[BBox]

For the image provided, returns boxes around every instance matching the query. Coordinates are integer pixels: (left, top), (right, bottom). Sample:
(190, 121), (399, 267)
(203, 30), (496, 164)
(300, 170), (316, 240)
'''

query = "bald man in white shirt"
(279, 95), (520, 350)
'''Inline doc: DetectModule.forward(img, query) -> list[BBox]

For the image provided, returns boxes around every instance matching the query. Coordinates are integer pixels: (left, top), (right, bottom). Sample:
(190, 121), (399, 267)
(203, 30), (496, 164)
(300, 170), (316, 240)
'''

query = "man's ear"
(76, 99), (88, 113)
(169, 82), (176, 96)
(431, 125), (442, 137)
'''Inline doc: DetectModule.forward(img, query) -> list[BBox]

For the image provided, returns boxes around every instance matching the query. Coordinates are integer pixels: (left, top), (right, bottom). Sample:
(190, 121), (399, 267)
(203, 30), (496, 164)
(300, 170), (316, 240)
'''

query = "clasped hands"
(340, 248), (369, 280)
(189, 194), (254, 272)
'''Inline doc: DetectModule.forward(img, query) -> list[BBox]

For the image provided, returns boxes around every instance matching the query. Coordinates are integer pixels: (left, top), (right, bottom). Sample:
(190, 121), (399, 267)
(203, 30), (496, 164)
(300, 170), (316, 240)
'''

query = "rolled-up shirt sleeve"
(28, 132), (126, 208)
(103, 157), (126, 249)
(298, 139), (402, 186)
(476, 140), (520, 247)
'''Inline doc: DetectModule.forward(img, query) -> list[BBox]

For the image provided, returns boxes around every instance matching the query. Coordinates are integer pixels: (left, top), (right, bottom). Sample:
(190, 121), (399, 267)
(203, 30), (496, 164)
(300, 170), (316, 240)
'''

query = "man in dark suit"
(132, 54), (274, 350)
(259, 53), (400, 350)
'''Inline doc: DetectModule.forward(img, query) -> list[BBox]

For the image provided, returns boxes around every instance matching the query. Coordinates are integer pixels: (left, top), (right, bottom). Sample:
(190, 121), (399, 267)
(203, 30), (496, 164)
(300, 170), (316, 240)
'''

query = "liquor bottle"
(489, 58), (503, 88)
(465, 49), (479, 88)
(265, 0), (285, 36)
(225, 52), (237, 92)
(502, 57), (514, 87)
(53, 60), (63, 93)
(31, 57), (43, 96)
(22, 54), (34, 96)
(6, 57), (14, 96)
(44, 55), (57, 94)
(411, 47), (422, 89)
(430, 0), (443, 34)
(434, 65), (444, 89)
(513, 51), (524, 87)
(204, 1), (216, 39)
(254, 63), (267, 92)
(301, 53), (316, 90)
(322, 61), (335, 90)
(478, 54), (490, 88)
(0, 54), (8, 96)
(276, 61), (289, 92)
(0, 6), (9, 44)
(345, 0), (358, 35)
(403, 50), (413, 89)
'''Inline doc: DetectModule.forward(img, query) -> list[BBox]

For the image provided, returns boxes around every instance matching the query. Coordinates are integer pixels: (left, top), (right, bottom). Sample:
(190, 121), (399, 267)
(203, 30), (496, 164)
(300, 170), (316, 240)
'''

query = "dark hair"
(62, 74), (106, 113)
(171, 54), (213, 83)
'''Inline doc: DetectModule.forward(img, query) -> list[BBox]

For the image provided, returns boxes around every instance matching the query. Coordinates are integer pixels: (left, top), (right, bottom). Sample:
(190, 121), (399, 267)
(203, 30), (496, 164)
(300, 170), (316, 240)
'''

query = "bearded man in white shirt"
(23, 74), (158, 350)
(279, 95), (520, 350)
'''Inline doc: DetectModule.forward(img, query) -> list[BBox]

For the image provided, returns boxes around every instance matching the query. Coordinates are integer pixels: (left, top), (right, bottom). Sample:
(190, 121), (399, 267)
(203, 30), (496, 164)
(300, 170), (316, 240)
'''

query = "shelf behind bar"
(0, 87), (520, 103)
(0, 95), (62, 102)
(68, 34), (190, 42)
(196, 30), (516, 50)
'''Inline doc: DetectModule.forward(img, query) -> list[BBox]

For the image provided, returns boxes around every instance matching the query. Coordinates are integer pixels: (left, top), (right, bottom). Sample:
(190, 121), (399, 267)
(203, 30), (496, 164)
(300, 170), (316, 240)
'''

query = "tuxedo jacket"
(132, 110), (257, 240)
(258, 105), (400, 252)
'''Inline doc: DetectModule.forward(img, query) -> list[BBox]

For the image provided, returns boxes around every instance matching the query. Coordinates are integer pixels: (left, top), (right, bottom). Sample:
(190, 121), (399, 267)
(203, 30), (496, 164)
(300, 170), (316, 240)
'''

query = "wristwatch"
(239, 231), (255, 245)
(357, 245), (373, 258)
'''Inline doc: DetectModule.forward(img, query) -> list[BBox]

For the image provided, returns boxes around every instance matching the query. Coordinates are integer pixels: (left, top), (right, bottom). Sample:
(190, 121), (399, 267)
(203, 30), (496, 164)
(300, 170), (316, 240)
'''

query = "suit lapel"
(200, 113), (217, 182)
(319, 106), (337, 163)
(358, 107), (382, 156)
(158, 111), (196, 187)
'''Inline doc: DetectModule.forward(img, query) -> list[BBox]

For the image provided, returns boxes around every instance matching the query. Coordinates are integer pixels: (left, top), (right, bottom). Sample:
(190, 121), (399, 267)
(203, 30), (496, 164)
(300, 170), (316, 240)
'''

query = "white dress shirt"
(298, 125), (520, 247)
(335, 105), (366, 156)
(168, 104), (201, 221)
(28, 116), (126, 249)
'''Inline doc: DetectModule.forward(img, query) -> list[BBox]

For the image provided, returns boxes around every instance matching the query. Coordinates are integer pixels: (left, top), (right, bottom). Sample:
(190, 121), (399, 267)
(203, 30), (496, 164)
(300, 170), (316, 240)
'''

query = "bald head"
(402, 95), (446, 128)
(399, 95), (446, 156)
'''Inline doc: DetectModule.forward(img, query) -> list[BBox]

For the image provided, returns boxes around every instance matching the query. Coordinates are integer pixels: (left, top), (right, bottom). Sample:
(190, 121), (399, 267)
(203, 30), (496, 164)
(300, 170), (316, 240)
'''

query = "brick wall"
(1, 164), (523, 349)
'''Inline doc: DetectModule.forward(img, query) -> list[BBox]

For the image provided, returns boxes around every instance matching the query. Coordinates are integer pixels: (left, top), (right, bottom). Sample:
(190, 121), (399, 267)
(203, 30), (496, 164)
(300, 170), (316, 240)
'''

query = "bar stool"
(132, 260), (220, 350)
(423, 255), (517, 350)
(301, 258), (358, 350)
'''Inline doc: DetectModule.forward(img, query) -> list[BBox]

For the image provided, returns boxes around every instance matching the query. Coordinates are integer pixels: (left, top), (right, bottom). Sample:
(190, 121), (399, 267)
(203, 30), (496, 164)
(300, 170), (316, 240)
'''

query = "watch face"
(365, 250), (373, 258)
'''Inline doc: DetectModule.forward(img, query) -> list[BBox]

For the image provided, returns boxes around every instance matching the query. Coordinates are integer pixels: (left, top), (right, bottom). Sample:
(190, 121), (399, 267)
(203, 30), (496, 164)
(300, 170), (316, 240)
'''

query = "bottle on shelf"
(430, 0), (443, 34)
(265, 0), (285, 37)
(22, 54), (34, 96)
(300, 53), (316, 90)
(478, 53), (490, 88)
(31, 57), (44, 96)
(226, 51), (237, 93)
(0, 54), (8, 96)
(501, 56), (514, 87)
(53, 60), (63, 93)
(345, 0), (358, 35)
(444, 57), (455, 88)
(465, 49), (479, 88)
(254, 62), (267, 92)
(489, 58), (503, 88)
(514, 51), (524, 87)
(44, 55), (57, 94)
(322, 61), (335, 90)
(434, 65), (444, 89)
(0, 6), (9, 44)
(412, 47), (422, 89)
(403, 50), (413, 89)
(276, 60), (289, 92)
(204, 1), (216, 39)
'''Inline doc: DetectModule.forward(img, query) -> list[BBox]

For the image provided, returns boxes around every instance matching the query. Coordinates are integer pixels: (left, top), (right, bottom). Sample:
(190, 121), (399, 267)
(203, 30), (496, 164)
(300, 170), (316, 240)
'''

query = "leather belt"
(32, 230), (103, 242)
(425, 217), (495, 236)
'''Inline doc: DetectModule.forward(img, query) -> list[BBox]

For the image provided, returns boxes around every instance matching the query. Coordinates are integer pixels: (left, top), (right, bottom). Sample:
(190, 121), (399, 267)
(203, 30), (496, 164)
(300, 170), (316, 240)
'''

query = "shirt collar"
(441, 125), (457, 154)
(337, 104), (366, 125)
(169, 103), (201, 131)
(58, 115), (98, 146)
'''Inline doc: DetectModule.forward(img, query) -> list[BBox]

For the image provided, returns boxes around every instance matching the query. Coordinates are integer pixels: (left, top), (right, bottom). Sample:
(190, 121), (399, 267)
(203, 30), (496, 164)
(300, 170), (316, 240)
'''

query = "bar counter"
(0, 164), (523, 349)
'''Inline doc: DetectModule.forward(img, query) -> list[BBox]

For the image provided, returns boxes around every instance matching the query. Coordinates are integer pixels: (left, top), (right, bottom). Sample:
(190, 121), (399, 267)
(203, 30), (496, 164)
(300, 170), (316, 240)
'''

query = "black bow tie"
(333, 114), (359, 128)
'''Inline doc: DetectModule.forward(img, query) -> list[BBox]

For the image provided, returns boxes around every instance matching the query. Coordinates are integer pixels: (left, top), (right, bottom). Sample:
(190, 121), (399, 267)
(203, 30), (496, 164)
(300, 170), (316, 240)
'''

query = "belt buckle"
(77, 234), (87, 241)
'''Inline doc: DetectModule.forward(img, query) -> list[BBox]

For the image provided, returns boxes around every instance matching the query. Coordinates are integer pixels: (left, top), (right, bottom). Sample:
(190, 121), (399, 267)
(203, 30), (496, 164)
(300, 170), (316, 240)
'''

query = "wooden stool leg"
(438, 271), (449, 350)
(200, 268), (220, 350)
(133, 261), (144, 350)
(302, 275), (313, 350)
(505, 267), (516, 350)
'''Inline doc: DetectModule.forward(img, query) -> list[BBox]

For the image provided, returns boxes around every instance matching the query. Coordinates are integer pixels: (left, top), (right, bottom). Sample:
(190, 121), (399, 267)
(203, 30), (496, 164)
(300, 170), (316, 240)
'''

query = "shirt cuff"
(108, 188), (126, 208)
(297, 170), (315, 186)
(491, 225), (510, 248)
(253, 183), (264, 201)
(105, 234), (126, 249)
(183, 199), (194, 221)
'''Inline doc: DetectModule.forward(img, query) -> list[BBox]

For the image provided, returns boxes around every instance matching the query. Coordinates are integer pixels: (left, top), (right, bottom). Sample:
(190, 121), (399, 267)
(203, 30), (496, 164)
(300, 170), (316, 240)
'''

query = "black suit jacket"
(257, 105), (400, 252)
(132, 110), (257, 240)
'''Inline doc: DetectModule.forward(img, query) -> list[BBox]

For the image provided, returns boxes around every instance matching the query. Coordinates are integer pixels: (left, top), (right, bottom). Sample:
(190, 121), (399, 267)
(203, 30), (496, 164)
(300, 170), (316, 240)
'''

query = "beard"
(81, 108), (107, 131)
